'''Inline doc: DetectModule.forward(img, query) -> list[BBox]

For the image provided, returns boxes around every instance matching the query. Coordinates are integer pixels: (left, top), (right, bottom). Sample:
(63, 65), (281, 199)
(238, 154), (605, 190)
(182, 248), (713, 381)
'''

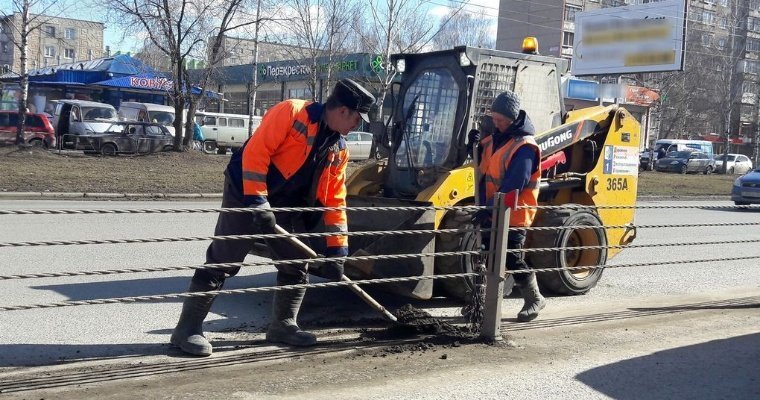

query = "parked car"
(52, 100), (119, 149)
(119, 102), (176, 136)
(74, 121), (173, 156)
(195, 112), (261, 155)
(655, 150), (716, 174)
(345, 131), (373, 160)
(639, 148), (656, 171)
(714, 153), (753, 174)
(731, 168), (760, 205)
(0, 110), (56, 148)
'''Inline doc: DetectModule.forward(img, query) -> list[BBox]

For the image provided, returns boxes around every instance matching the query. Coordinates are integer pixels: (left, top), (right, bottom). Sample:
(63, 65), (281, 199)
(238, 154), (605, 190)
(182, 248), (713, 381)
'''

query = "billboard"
(571, 0), (687, 76)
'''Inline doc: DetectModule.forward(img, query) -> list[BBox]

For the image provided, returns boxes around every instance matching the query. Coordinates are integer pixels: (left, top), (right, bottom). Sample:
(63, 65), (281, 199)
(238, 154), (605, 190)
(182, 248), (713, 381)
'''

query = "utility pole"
(247, 0), (262, 138)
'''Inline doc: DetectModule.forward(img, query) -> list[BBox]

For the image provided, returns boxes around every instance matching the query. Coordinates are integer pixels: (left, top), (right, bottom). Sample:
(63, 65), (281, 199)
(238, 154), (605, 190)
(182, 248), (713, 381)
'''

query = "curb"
(0, 192), (223, 200)
(0, 192), (729, 201)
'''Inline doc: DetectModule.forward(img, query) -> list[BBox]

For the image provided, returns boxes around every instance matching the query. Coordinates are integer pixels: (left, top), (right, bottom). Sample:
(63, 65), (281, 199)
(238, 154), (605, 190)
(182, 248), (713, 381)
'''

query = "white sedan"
(345, 131), (373, 161)
(715, 153), (753, 174)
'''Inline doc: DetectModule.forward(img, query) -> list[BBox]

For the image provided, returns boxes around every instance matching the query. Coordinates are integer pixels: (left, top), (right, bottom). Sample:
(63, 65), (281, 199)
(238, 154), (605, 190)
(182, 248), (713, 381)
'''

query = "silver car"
(345, 131), (373, 161)
(715, 153), (754, 174)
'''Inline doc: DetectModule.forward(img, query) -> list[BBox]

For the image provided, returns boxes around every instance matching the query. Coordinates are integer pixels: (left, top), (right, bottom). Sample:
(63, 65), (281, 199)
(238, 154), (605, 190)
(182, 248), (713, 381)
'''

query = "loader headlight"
(459, 51), (472, 67)
(395, 59), (406, 73)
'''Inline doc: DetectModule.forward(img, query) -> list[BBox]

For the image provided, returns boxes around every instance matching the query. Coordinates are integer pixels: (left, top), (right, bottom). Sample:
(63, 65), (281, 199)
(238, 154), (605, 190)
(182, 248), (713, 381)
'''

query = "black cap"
(491, 90), (521, 121)
(332, 79), (375, 122)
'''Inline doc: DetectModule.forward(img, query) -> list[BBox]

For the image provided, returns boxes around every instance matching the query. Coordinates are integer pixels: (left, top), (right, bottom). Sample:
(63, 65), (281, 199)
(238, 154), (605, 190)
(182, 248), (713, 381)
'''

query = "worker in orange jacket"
(171, 79), (376, 356)
(469, 90), (545, 322)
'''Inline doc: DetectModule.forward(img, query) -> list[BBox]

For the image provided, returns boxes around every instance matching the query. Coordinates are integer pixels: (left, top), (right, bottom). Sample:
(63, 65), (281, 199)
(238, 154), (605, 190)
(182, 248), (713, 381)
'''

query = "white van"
(655, 139), (714, 159)
(119, 102), (176, 136)
(52, 100), (119, 148)
(195, 111), (262, 154)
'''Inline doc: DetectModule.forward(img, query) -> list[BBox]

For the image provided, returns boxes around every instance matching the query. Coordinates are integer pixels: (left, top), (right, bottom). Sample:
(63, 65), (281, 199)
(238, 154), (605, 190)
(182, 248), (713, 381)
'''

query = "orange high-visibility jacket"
(479, 135), (541, 227)
(241, 99), (349, 251)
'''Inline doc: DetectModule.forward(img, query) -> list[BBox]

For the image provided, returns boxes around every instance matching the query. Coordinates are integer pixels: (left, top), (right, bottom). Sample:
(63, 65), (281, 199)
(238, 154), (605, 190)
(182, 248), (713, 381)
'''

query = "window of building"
(745, 60), (760, 74)
(743, 81), (758, 94)
(564, 5), (582, 22)
(44, 25), (55, 38)
(44, 46), (55, 58)
(1, 43), (8, 54)
(562, 31), (574, 47)
(64, 48), (75, 59)
(701, 33), (713, 46)
(747, 38), (760, 52)
(697, 10), (715, 25)
(718, 0), (729, 6)
(748, 17), (760, 33)
(719, 17), (728, 30)
(64, 28), (76, 39)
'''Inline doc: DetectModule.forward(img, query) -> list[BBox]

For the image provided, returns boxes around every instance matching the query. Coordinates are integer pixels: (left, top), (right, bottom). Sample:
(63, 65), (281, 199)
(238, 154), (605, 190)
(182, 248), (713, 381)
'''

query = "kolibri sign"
(129, 76), (173, 90)
(572, 0), (687, 76)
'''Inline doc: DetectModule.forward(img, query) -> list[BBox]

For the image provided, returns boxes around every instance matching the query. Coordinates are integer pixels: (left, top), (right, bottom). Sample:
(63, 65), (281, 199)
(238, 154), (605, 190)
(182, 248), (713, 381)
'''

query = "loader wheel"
(434, 209), (478, 301)
(526, 207), (607, 295)
(434, 209), (515, 301)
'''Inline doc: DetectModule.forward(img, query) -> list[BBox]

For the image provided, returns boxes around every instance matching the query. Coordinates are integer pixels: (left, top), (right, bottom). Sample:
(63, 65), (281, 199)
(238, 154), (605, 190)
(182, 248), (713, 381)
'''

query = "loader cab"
(384, 46), (568, 199)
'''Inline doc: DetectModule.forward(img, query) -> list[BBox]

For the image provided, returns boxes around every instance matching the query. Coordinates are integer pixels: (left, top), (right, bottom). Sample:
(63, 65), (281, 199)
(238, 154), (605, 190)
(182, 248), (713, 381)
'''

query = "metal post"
(480, 192), (510, 342)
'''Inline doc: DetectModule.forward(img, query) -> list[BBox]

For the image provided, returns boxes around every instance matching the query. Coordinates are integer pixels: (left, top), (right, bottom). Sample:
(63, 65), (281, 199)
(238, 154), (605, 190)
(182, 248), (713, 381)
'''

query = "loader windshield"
(395, 68), (460, 169)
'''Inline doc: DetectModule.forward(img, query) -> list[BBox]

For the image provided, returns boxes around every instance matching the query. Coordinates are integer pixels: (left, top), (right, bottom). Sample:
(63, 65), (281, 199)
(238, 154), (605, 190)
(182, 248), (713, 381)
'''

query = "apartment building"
(498, 0), (759, 158)
(0, 14), (104, 73)
(211, 35), (313, 67)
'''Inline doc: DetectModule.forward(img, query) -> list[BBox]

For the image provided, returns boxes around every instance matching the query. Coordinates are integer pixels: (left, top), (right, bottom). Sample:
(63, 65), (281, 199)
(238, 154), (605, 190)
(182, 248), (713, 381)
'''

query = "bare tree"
(431, 6), (495, 50)
(106, 0), (261, 149)
(353, 0), (467, 123)
(276, 0), (357, 102)
(1, 0), (65, 146)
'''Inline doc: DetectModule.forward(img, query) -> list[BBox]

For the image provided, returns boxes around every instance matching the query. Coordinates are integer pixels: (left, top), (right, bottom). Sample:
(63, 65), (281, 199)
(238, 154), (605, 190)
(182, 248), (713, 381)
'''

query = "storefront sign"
(257, 54), (379, 82)
(129, 76), (172, 90)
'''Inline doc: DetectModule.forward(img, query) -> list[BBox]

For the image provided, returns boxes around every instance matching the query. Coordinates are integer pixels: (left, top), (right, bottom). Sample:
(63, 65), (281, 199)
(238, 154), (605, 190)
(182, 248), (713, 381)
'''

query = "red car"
(0, 111), (56, 148)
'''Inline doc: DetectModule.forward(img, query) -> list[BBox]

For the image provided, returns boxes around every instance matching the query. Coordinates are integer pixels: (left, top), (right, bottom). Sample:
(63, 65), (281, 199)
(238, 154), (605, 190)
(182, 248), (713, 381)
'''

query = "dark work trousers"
(506, 228), (531, 284)
(192, 171), (328, 288)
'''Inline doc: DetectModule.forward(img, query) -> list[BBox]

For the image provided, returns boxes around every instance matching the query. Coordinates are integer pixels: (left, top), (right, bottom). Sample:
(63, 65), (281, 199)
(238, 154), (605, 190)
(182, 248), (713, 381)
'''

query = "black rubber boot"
(517, 273), (546, 322)
(266, 273), (316, 347)
(170, 279), (218, 356)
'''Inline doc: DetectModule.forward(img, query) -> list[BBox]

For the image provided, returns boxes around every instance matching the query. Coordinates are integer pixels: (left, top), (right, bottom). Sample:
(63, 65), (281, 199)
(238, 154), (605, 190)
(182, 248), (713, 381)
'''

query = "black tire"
(162, 145), (173, 152)
(28, 138), (44, 148)
(434, 208), (515, 301)
(203, 140), (217, 154)
(704, 165), (713, 175)
(526, 207), (607, 295)
(734, 201), (750, 206)
(728, 167), (735, 174)
(217, 146), (227, 155)
(680, 164), (688, 174)
(101, 143), (117, 156)
(434, 209), (478, 301)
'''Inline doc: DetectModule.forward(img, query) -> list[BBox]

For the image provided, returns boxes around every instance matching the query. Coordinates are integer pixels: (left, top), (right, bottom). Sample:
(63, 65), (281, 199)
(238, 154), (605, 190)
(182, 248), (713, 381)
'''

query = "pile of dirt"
(358, 304), (482, 356)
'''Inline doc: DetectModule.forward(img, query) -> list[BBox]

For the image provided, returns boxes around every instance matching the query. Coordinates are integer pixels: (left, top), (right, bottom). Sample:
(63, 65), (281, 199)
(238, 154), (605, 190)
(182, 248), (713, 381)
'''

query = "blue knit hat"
(491, 91), (521, 121)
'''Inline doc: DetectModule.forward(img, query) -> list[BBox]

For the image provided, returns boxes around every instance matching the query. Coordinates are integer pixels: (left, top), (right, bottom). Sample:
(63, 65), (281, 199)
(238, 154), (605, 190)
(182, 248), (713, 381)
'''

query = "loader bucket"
(345, 195), (436, 300)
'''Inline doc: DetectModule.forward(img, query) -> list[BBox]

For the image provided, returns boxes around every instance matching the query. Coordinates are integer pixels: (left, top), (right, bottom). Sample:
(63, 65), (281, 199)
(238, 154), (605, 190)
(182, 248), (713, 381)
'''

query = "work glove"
(468, 129), (481, 145)
(250, 201), (276, 234)
(315, 257), (345, 281)
(466, 129), (480, 157)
